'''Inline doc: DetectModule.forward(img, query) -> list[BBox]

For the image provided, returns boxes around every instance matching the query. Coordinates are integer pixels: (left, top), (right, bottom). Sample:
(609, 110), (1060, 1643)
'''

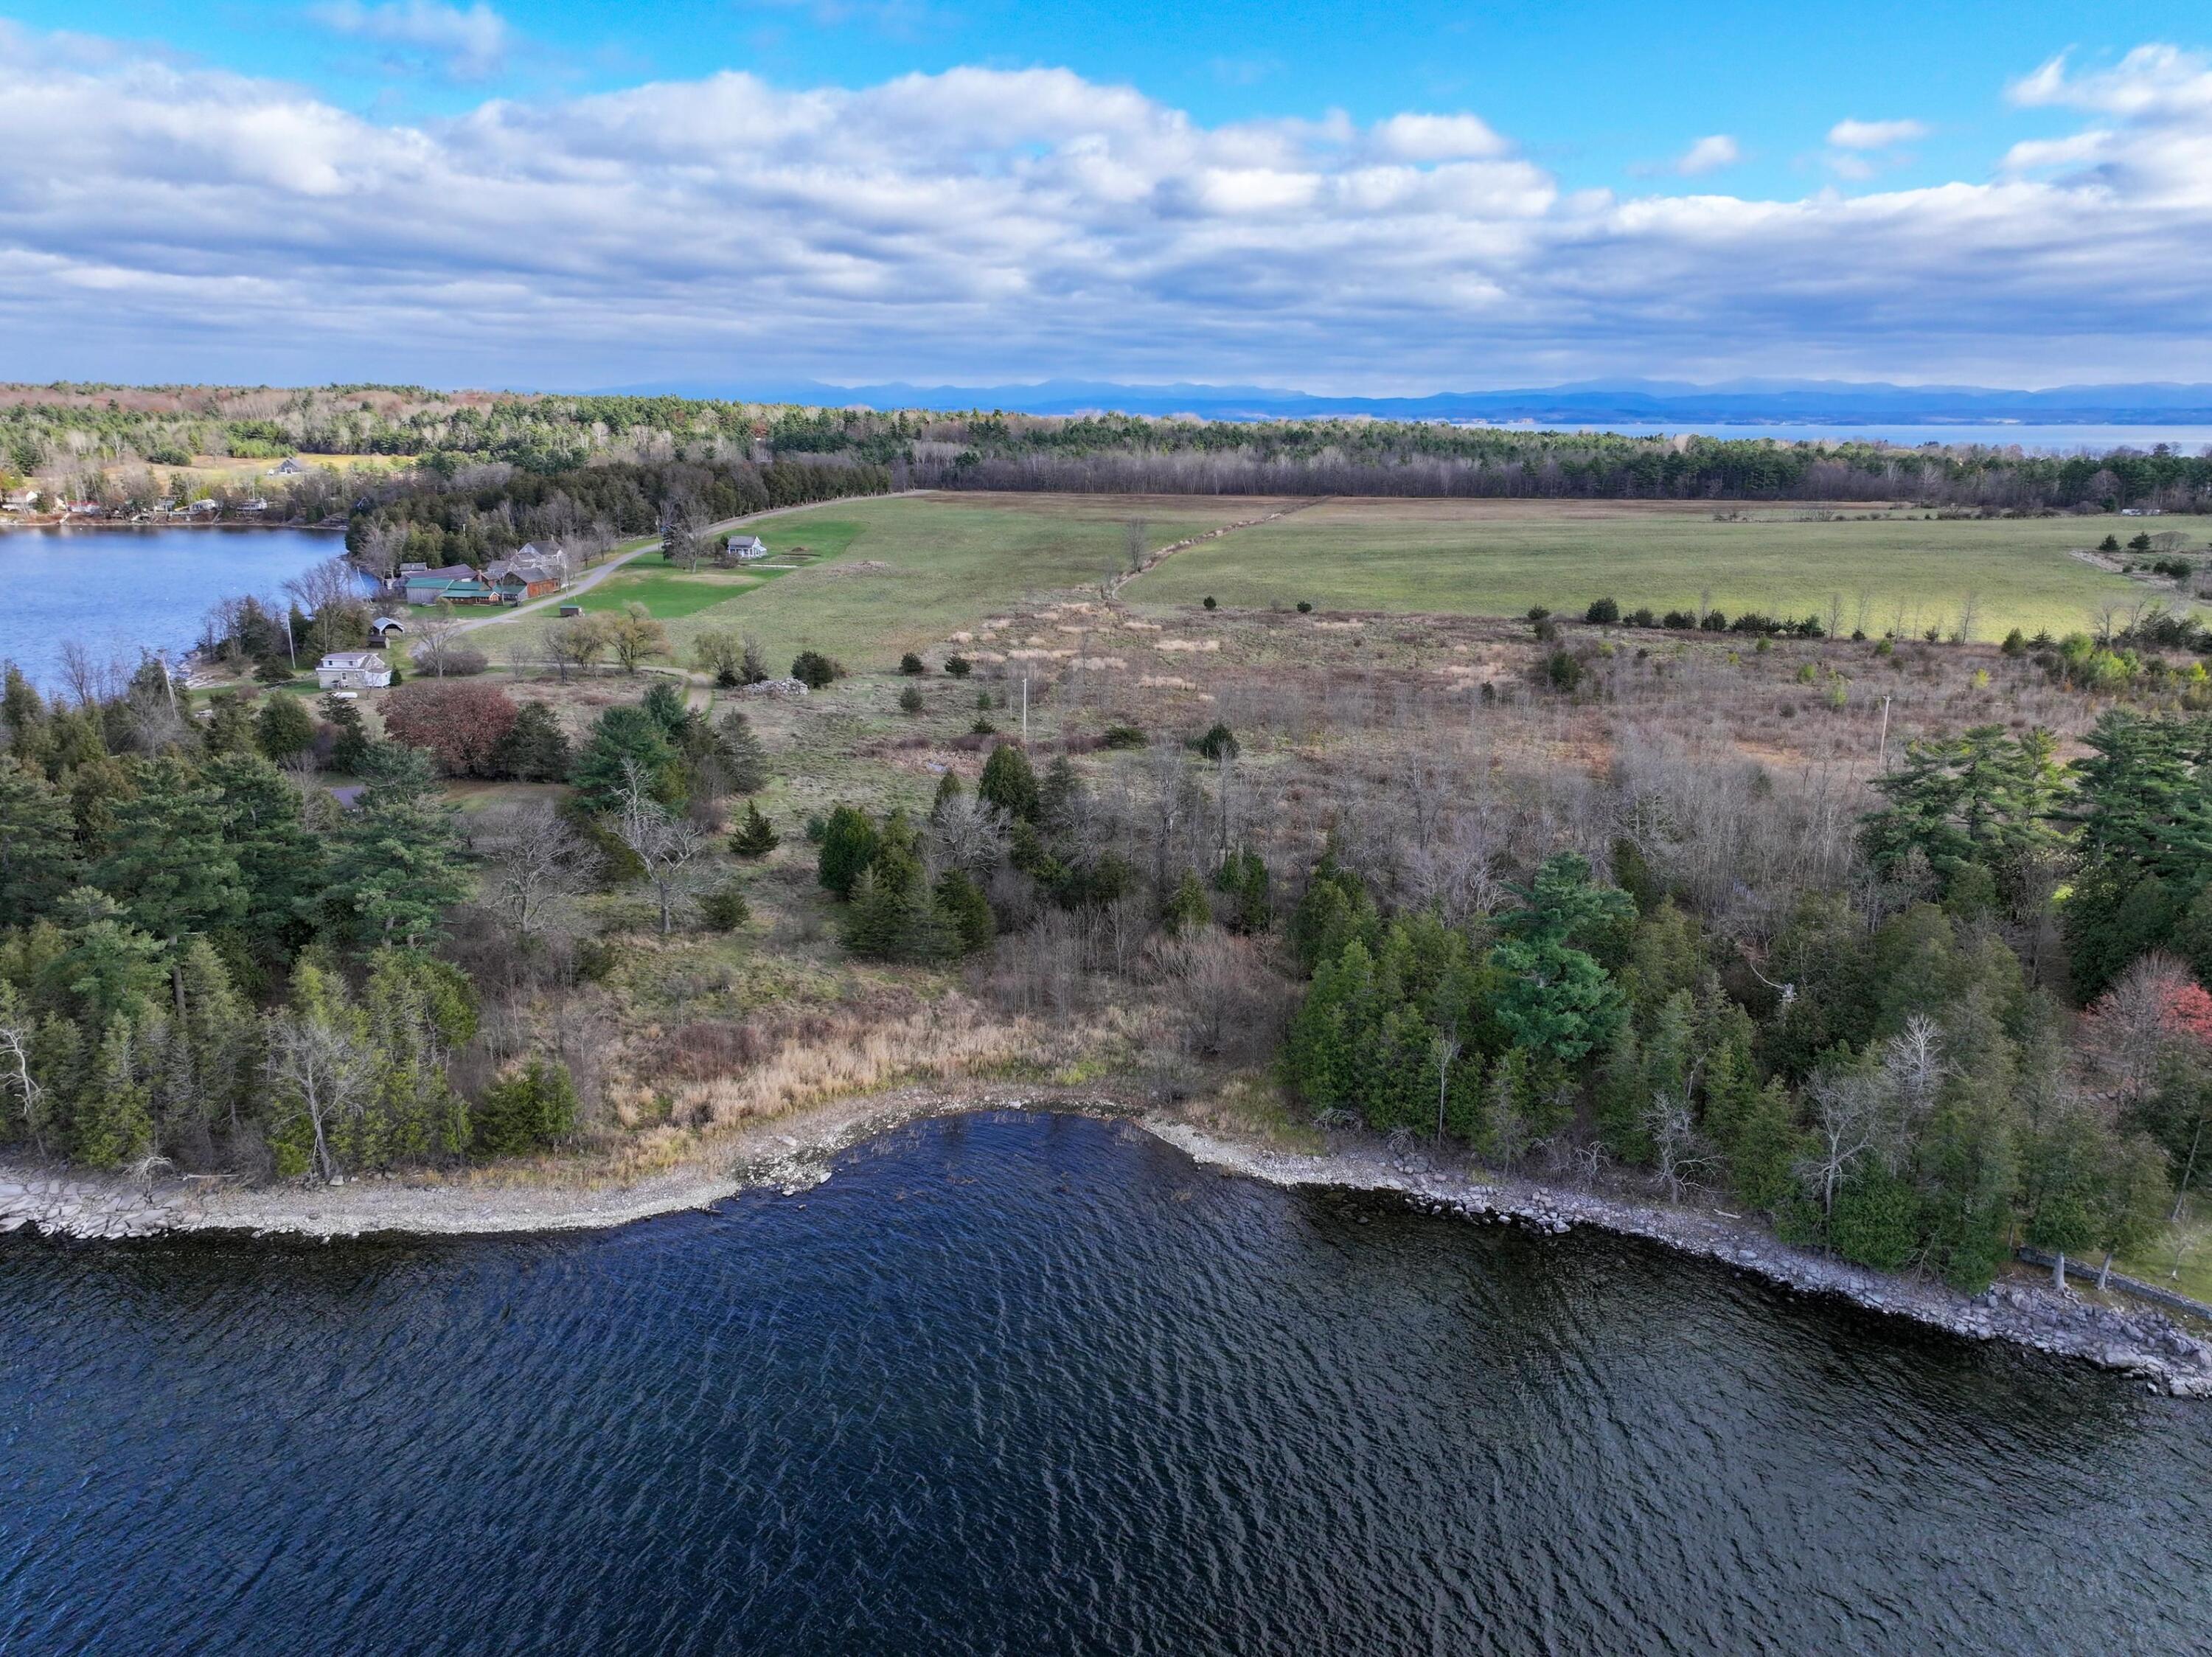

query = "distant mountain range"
(597, 376), (2212, 426)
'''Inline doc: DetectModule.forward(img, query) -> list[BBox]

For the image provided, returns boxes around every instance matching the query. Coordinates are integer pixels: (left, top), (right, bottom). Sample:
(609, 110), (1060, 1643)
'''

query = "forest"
(5, 381), (2210, 512)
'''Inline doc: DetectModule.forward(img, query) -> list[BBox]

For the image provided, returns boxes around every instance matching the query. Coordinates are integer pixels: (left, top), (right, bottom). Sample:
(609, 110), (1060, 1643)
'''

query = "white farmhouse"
(316, 650), (392, 690)
(726, 535), (769, 563)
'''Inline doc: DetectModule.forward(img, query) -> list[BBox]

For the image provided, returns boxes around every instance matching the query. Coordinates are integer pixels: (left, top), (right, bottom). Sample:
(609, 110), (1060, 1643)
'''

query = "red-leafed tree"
(380, 681), (518, 779)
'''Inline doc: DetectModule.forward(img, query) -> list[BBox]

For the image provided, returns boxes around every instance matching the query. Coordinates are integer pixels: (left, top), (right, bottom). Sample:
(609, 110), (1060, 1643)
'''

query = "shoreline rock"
(7, 1098), (2211, 1397)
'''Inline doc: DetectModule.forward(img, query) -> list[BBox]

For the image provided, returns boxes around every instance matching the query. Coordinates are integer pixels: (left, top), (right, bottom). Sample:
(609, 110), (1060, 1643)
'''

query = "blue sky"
(2, 3), (2210, 391)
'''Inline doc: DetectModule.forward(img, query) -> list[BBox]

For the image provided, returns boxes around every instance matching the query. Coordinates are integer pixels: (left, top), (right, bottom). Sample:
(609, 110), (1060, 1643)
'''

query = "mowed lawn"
(1127, 498), (2154, 639)
(566, 518), (868, 619)
(609, 492), (1281, 666)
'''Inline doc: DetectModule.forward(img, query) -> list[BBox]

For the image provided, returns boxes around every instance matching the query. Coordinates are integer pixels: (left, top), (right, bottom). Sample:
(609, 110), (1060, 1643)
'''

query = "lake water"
(1470, 422), (2212, 454)
(4, 1111), (2208, 1656)
(0, 526), (347, 691)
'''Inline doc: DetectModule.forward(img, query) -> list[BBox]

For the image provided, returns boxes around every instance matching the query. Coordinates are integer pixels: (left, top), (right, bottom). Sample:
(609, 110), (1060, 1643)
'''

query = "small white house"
(726, 535), (769, 563)
(316, 651), (392, 691)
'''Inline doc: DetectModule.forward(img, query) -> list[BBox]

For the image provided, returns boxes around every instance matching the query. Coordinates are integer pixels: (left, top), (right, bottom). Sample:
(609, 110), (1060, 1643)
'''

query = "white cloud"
(309, 1), (511, 79)
(1672, 134), (1741, 176)
(2, 36), (2212, 387)
(1827, 117), (1930, 150)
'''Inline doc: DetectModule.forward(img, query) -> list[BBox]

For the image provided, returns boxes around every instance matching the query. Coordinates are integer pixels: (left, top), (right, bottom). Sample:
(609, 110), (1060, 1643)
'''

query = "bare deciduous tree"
(265, 1007), (374, 1184)
(615, 761), (709, 934)
(476, 802), (593, 944)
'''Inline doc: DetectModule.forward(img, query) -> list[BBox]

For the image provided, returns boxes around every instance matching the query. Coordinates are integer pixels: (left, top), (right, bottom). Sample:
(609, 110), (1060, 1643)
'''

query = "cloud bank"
(1, 33), (2209, 389)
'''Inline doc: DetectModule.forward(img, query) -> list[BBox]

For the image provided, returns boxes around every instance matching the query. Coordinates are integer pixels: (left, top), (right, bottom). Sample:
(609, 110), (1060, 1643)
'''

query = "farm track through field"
(1110, 496), (1331, 601)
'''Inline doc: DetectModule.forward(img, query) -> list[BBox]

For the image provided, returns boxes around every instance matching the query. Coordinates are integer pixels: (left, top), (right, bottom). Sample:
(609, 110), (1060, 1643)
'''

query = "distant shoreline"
(0, 521), (344, 534)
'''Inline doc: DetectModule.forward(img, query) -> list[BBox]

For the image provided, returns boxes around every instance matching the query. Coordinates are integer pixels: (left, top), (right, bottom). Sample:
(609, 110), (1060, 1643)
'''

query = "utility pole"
(1020, 669), (1030, 743)
(1877, 695), (1891, 773)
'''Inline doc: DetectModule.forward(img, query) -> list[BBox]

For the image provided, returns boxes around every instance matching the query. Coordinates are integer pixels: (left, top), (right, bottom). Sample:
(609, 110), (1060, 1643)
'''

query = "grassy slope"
(1125, 498), (2153, 639)
(537, 493), (1277, 667)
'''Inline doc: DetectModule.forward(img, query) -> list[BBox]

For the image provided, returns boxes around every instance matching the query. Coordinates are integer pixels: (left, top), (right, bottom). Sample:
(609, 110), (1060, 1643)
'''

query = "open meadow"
(474, 493), (2167, 670)
(1124, 496), (2157, 640)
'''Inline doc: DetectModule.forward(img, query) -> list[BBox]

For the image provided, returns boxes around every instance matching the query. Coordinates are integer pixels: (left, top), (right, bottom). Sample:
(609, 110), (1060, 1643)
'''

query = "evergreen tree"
(356, 948), (475, 1167)
(1213, 848), (1270, 934)
(204, 752), (323, 963)
(91, 757), (244, 1014)
(490, 700), (572, 782)
(1289, 851), (1377, 973)
(713, 709), (769, 795)
(473, 1057), (580, 1157)
(327, 746), (468, 949)
(730, 801), (780, 858)
(201, 692), (258, 757)
(573, 704), (683, 812)
(933, 868), (995, 954)
(1162, 871), (1212, 936)
(978, 743), (1040, 822)
(0, 755), (79, 923)
(842, 850), (957, 963)
(254, 692), (316, 763)
(1490, 855), (1632, 1064)
(816, 805), (881, 900)
(74, 1010), (152, 1168)
(321, 692), (371, 774)
(1829, 1165), (1921, 1270)
(45, 888), (168, 1027)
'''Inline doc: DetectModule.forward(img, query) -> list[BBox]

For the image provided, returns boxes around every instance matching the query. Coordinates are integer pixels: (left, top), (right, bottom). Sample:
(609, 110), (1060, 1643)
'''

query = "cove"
(4, 1110), (2208, 1656)
(0, 526), (347, 690)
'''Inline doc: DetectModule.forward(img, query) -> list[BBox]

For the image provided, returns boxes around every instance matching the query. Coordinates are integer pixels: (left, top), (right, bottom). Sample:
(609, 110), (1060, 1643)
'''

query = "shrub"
(440, 648), (490, 677)
(899, 685), (925, 714)
(472, 1058), (579, 1158)
(1661, 609), (1697, 629)
(381, 680), (518, 777)
(254, 658), (296, 685)
(1626, 607), (1656, 628)
(944, 654), (973, 678)
(899, 652), (926, 675)
(1101, 722), (1147, 749)
(1585, 597), (1621, 625)
(1700, 611), (1731, 632)
(697, 881), (752, 931)
(1545, 650), (1582, 692)
(791, 650), (841, 689)
(1295, 600), (1312, 614)
(1526, 606), (1551, 622)
(1194, 722), (1239, 761)
(1203, 595), (1217, 610)
(971, 717), (997, 735)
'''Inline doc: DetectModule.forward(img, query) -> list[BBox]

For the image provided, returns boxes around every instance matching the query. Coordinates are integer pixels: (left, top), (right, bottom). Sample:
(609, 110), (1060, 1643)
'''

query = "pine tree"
(327, 746), (468, 949)
(92, 756), (246, 1012)
(0, 755), (80, 923)
(201, 692), (258, 757)
(730, 801), (780, 858)
(204, 752), (322, 963)
(572, 705), (682, 812)
(1213, 847), (1270, 934)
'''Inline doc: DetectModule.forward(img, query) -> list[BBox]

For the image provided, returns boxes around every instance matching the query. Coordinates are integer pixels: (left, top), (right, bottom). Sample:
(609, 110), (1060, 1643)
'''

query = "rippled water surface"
(5, 1111), (2210, 1656)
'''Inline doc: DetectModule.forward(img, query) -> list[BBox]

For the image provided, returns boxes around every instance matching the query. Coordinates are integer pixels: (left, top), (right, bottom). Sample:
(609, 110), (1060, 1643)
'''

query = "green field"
(480, 493), (1271, 666)
(1125, 498), (2154, 639)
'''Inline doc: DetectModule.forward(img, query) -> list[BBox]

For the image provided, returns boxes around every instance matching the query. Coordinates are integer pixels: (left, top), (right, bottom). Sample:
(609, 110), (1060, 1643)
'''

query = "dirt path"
(1110, 496), (1331, 602)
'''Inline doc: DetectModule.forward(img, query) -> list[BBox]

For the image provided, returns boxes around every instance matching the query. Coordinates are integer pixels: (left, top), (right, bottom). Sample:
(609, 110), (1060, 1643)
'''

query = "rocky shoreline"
(7, 1094), (2211, 1397)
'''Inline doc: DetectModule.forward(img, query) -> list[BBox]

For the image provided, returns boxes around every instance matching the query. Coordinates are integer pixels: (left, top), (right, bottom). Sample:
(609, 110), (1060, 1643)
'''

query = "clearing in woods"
(1123, 496), (2154, 640)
